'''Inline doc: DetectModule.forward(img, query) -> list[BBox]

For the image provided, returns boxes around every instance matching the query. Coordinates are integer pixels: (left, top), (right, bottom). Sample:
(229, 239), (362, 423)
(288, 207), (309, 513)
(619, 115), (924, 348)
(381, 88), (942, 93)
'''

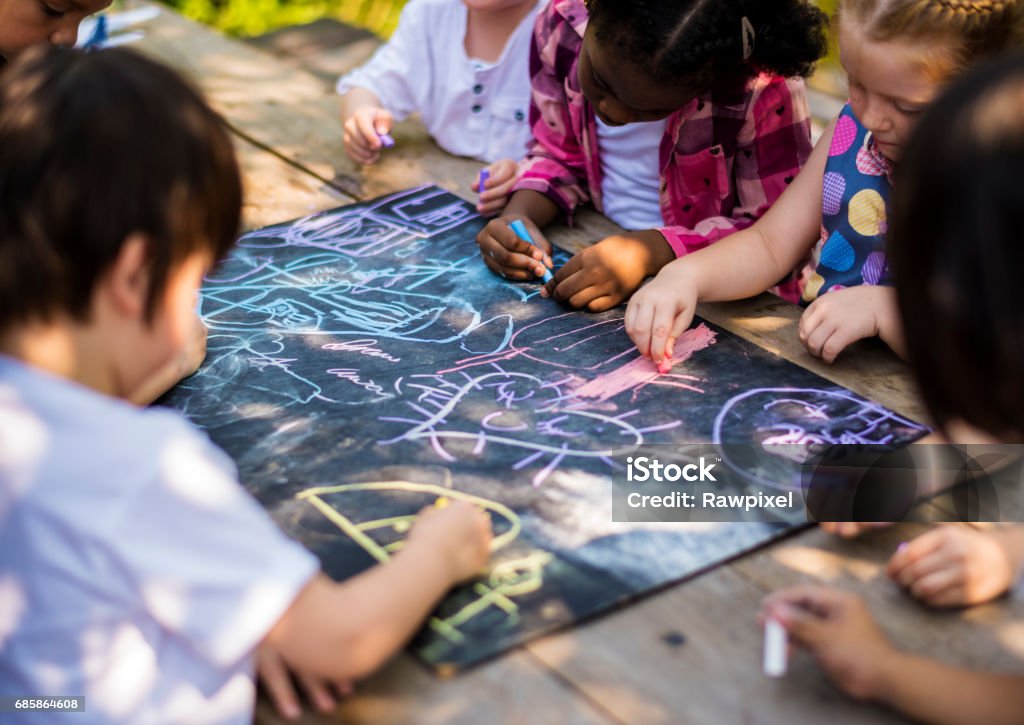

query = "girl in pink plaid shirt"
(475, 0), (828, 312)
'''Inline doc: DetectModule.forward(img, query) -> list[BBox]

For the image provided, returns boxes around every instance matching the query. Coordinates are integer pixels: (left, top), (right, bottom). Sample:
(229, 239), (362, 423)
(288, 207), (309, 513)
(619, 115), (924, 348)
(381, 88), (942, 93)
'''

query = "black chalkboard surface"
(163, 186), (927, 670)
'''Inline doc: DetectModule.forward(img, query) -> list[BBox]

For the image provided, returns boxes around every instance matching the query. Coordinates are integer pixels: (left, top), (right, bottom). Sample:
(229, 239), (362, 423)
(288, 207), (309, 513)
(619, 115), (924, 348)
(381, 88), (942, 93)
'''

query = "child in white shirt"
(338, 0), (541, 215)
(0, 46), (492, 723)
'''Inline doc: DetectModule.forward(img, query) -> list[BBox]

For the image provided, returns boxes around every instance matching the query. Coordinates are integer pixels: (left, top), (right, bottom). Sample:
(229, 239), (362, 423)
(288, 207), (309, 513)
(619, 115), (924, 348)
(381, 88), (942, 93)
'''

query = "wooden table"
(124, 5), (1024, 722)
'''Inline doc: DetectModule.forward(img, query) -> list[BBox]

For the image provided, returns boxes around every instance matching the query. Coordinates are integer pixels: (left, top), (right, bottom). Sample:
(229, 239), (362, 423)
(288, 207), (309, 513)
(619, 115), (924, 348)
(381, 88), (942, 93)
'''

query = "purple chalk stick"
(377, 132), (395, 149)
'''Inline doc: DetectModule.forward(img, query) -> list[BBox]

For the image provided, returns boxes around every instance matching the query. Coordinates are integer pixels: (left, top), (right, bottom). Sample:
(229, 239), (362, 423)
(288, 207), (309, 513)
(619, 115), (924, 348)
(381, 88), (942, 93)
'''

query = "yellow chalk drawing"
(296, 481), (553, 644)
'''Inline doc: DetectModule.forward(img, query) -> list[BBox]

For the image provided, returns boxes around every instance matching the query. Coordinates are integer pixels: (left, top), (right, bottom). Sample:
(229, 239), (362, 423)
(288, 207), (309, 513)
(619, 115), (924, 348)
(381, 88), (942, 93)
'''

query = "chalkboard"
(163, 186), (927, 670)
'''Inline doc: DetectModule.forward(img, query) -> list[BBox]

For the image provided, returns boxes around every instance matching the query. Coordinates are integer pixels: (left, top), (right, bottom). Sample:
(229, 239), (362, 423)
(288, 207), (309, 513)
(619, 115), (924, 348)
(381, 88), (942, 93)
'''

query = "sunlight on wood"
(772, 545), (880, 582)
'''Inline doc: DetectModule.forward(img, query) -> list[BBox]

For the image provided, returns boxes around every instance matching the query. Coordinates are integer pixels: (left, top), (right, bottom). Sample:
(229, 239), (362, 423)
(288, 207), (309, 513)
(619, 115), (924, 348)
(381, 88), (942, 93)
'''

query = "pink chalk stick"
(657, 359), (672, 374)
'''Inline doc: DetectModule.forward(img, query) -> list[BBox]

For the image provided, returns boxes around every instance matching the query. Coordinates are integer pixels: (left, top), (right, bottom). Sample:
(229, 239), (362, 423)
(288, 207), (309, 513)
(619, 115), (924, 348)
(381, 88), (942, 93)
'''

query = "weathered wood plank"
(261, 651), (616, 725)
(526, 519), (1024, 724)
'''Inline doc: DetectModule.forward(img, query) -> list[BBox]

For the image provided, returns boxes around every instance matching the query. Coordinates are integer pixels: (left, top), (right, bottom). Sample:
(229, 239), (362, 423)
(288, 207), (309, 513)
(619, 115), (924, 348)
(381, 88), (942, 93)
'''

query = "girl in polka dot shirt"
(625, 0), (1024, 366)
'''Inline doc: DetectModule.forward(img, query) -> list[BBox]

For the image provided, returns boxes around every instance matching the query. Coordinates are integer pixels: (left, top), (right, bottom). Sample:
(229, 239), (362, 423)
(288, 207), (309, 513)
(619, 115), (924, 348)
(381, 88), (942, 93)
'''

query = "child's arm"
(340, 87), (393, 166)
(799, 284), (906, 363)
(625, 118), (834, 362)
(541, 79), (815, 312)
(263, 501), (492, 681)
(887, 524), (1024, 608)
(336, 0), (425, 165)
(475, 5), (590, 280)
(762, 585), (1024, 724)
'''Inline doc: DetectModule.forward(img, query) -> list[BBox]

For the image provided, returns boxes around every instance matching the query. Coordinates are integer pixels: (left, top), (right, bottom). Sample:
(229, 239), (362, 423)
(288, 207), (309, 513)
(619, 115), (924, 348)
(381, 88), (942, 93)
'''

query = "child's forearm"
(340, 86), (383, 123)
(503, 189), (561, 229)
(875, 651), (1024, 724)
(662, 223), (800, 303)
(267, 542), (458, 680)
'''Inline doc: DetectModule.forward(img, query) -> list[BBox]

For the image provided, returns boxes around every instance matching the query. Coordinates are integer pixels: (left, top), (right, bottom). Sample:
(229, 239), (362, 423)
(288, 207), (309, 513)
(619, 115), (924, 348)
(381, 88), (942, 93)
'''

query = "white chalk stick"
(763, 618), (788, 678)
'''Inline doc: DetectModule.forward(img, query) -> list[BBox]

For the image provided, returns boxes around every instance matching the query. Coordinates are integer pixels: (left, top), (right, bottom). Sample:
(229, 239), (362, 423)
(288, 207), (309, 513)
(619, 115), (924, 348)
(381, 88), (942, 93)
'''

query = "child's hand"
(257, 642), (353, 720)
(476, 159), (518, 217)
(799, 285), (898, 363)
(624, 261), (699, 364)
(887, 525), (1024, 608)
(542, 232), (673, 313)
(409, 500), (493, 584)
(761, 585), (896, 700)
(476, 216), (554, 281)
(820, 522), (894, 539)
(342, 106), (393, 165)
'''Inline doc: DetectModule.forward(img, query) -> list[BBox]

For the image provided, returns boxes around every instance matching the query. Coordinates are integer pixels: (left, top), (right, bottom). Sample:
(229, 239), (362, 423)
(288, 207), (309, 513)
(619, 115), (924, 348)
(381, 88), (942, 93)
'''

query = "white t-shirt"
(0, 357), (319, 724)
(596, 117), (667, 230)
(337, 0), (541, 163)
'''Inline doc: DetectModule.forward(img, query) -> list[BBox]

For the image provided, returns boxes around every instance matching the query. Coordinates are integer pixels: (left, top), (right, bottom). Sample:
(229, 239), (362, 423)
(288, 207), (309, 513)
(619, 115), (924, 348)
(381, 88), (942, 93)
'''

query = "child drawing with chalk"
(0, 47), (493, 722)
(762, 52), (1024, 723)
(0, 0), (111, 64)
(338, 0), (542, 216)
(475, 0), (829, 311)
(626, 0), (1024, 367)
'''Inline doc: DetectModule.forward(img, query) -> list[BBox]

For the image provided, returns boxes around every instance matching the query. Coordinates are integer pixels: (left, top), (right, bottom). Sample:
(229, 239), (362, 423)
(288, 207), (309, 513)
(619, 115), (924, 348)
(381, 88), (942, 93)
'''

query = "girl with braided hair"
(626, 0), (1024, 366)
(763, 53), (1024, 722)
(475, 0), (829, 311)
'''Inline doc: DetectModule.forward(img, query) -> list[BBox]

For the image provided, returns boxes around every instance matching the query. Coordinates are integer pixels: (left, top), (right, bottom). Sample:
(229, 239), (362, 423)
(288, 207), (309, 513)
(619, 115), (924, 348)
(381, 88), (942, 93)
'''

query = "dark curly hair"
(588, 0), (829, 92)
(890, 52), (1024, 440)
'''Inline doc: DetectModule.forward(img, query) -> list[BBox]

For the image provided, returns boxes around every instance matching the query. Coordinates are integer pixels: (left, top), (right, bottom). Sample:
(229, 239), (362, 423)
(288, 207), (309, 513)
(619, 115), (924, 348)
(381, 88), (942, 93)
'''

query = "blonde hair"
(839, 0), (1024, 76)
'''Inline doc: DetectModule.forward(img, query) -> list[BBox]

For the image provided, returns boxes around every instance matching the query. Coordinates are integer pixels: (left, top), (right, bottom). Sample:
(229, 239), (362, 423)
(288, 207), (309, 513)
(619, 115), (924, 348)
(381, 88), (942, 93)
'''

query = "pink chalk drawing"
(572, 323), (718, 402)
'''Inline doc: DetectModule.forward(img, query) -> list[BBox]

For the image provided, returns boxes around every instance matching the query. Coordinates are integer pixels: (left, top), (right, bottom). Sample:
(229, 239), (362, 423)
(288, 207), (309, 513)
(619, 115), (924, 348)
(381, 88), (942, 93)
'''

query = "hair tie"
(741, 16), (756, 61)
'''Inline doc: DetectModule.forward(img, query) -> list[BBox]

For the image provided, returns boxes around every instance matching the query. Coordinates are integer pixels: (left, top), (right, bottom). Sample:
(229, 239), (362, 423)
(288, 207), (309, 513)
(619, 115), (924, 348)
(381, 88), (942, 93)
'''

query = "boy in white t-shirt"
(0, 46), (492, 723)
(338, 0), (541, 216)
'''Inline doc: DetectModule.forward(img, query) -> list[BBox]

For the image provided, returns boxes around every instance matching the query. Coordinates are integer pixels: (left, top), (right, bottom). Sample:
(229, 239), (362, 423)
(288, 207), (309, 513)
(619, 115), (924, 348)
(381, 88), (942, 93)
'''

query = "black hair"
(0, 46), (241, 330)
(890, 51), (1024, 440)
(587, 0), (829, 92)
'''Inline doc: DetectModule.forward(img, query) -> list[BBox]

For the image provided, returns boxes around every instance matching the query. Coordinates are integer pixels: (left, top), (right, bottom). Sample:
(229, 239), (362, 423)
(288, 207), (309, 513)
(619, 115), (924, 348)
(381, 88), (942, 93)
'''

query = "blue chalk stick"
(509, 220), (554, 284)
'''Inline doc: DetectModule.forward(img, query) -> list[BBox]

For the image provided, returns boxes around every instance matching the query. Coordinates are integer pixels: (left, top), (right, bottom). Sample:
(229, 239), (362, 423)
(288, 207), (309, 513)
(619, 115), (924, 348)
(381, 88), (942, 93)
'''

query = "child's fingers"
(891, 549), (953, 590)
(480, 175), (517, 201)
(649, 304), (684, 363)
(567, 282), (611, 311)
(887, 529), (945, 578)
(354, 113), (382, 149)
(373, 109), (393, 135)
(257, 649), (302, 720)
(481, 252), (537, 281)
(585, 295), (619, 313)
(489, 158), (519, 184)
(803, 317), (837, 359)
(298, 671), (337, 713)
(625, 300), (656, 358)
(542, 254), (579, 298)
(908, 567), (963, 605)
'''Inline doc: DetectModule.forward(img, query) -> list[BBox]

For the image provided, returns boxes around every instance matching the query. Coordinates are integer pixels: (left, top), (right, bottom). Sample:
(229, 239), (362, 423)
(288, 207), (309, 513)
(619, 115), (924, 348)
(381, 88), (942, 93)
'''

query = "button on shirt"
(337, 0), (542, 163)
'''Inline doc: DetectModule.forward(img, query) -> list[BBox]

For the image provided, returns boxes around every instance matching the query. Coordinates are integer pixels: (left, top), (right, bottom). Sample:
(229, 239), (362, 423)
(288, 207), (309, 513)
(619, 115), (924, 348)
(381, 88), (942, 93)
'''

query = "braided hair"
(840, 0), (1024, 75)
(587, 0), (829, 93)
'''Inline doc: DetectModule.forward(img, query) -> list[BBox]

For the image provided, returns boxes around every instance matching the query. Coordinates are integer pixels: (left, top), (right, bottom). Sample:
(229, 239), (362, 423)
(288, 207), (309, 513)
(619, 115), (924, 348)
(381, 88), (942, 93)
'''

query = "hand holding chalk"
(341, 106), (394, 165)
(476, 159), (519, 217)
(509, 220), (554, 283)
(760, 585), (897, 700)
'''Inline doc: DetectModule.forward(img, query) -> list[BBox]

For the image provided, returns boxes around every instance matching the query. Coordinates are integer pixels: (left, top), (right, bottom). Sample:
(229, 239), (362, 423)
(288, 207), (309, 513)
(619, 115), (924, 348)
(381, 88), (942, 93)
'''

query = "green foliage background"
(161, 0), (836, 44)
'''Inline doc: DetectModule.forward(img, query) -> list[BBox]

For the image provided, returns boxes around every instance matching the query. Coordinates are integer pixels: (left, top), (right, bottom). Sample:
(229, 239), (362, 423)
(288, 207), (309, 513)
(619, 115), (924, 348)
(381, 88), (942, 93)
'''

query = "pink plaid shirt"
(513, 0), (814, 261)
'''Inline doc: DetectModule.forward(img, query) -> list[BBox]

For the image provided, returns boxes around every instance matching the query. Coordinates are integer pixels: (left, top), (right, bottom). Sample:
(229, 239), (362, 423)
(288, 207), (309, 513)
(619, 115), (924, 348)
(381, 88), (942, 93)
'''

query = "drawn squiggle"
(573, 323), (717, 402)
